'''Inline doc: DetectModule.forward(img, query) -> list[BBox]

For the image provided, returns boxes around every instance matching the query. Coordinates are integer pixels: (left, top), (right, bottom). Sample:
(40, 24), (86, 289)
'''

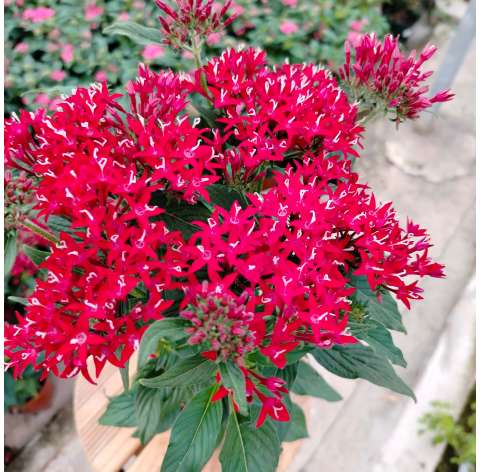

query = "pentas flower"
(195, 48), (363, 184)
(156, 0), (236, 47)
(178, 153), (443, 367)
(340, 33), (454, 122)
(3, 74), (214, 381)
(4, 41), (445, 416)
(212, 369), (289, 427)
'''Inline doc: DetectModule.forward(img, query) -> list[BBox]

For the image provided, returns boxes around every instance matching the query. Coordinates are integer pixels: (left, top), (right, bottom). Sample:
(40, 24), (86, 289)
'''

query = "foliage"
(5, 0), (388, 114)
(4, 365), (42, 411)
(419, 401), (476, 469)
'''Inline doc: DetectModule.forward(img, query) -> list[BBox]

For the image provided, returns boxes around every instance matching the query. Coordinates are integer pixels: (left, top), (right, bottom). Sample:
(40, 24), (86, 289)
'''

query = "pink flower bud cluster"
(340, 33), (454, 122)
(180, 284), (256, 362)
(5, 171), (35, 231)
(156, 0), (237, 47)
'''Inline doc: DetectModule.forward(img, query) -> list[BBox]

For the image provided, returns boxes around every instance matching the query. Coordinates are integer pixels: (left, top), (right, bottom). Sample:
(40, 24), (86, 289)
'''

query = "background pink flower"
(142, 44), (165, 60)
(84, 4), (104, 21)
(280, 20), (299, 35)
(34, 93), (50, 106)
(60, 44), (74, 63)
(95, 70), (108, 82)
(14, 42), (29, 54)
(50, 70), (66, 81)
(22, 7), (55, 23)
(206, 32), (222, 46)
(118, 12), (130, 21)
(282, 0), (297, 6)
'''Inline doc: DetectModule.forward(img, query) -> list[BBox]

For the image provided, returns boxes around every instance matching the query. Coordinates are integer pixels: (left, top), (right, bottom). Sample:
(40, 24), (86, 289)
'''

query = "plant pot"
(12, 376), (54, 414)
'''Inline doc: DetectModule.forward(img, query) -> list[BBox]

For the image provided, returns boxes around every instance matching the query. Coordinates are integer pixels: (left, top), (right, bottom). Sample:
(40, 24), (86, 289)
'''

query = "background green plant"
(5, 0), (389, 115)
(4, 365), (42, 411)
(419, 400), (476, 470)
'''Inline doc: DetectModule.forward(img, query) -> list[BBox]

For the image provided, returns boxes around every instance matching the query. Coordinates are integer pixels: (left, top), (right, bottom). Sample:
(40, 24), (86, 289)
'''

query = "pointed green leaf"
(292, 361), (342, 401)
(206, 184), (249, 210)
(99, 390), (137, 427)
(7, 296), (29, 306)
(5, 233), (17, 275)
(161, 386), (222, 472)
(138, 318), (189, 367)
(104, 21), (162, 46)
(313, 344), (415, 400)
(219, 361), (248, 415)
(135, 386), (167, 443)
(349, 319), (406, 367)
(284, 401), (308, 442)
(140, 356), (216, 389)
(219, 407), (281, 472)
(46, 215), (72, 234)
(350, 275), (406, 333)
(22, 245), (50, 266)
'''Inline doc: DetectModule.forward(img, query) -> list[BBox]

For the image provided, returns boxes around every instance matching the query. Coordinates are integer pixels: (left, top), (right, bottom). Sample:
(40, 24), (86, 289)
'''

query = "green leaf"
(5, 232), (17, 275)
(160, 212), (201, 239)
(119, 362), (130, 392)
(140, 356), (216, 389)
(138, 318), (189, 368)
(292, 361), (342, 401)
(99, 390), (137, 427)
(22, 245), (50, 266)
(284, 344), (315, 365)
(46, 215), (72, 234)
(7, 296), (29, 306)
(220, 406), (281, 472)
(262, 363), (299, 389)
(313, 344), (415, 400)
(349, 319), (407, 367)
(219, 361), (248, 415)
(284, 401), (308, 442)
(350, 275), (406, 333)
(161, 386), (223, 472)
(104, 21), (162, 46)
(206, 184), (250, 210)
(134, 386), (166, 443)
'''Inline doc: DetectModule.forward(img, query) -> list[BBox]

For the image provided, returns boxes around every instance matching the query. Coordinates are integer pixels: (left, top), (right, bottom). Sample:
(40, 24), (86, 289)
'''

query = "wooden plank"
(74, 355), (141, 472)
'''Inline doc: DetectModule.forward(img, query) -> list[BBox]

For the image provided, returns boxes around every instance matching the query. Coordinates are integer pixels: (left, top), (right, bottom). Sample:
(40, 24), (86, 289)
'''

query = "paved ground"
(289, 14), (476, 472)
(7, 6), (475, 471)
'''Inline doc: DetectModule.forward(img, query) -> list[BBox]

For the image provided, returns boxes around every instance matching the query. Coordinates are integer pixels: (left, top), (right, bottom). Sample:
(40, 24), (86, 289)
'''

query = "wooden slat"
(75, 355), (308, 471)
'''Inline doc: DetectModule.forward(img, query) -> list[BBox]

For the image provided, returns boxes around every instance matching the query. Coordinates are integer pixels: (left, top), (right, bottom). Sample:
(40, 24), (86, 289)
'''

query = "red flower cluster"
(5, 43), (445, 424)
(156, 0), (236, 47)
(340, 33), (454, 121)
(196, 48), (363, 183)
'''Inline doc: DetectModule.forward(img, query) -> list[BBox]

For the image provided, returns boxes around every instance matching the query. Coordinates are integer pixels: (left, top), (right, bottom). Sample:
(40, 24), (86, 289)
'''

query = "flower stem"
(119, 360), (130, 392)
(191, 36), (211, 99)
(20, 219), (59, 244)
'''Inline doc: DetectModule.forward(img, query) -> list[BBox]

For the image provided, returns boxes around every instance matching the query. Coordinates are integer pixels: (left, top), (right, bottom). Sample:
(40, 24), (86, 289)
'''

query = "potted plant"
(4, 1), (453, 470)
(4, 365), (53, 414)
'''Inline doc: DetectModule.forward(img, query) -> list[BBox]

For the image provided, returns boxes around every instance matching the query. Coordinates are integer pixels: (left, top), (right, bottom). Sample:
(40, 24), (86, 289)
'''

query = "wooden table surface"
(74, 354), (306, 472)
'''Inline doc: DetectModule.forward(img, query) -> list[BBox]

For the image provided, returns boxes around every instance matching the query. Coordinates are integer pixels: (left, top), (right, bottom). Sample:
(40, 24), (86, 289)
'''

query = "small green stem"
(191, 36), (211, 99)
(119, 360), (130, 392)
(20, 219), (59, 244)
